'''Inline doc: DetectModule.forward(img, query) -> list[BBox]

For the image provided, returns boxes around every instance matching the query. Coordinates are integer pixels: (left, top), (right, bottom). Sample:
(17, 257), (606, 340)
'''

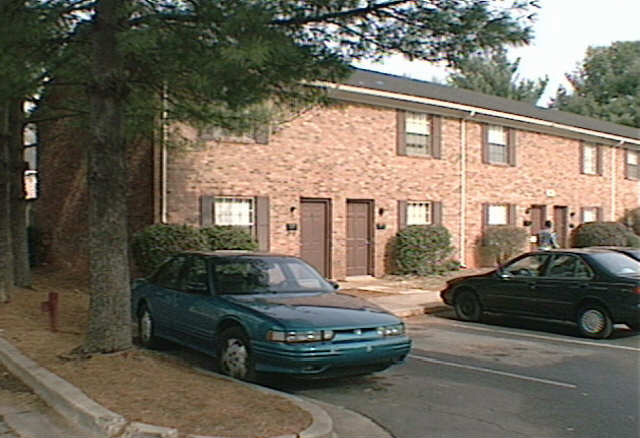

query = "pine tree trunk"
(9, 99), (31, 288)
(82, 0), (132, 353)
(0, 103), (14, 303)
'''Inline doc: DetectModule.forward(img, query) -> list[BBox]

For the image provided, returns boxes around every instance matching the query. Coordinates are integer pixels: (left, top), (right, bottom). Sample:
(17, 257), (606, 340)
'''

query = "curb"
(0, 337), (333, 438)
(0, 337), (127, 436)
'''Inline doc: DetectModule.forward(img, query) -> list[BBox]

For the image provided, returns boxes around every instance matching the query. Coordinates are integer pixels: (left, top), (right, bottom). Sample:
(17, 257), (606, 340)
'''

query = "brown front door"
(553, 206), (568, 248)
(529, 205), (546, 250)
(346, 200), (373, 276)
(300, 199), (331, 277)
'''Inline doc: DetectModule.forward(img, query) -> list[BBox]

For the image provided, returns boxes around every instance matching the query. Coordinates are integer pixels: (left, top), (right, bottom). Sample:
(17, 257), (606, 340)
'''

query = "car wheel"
(138, 305), (162, 349)
(577, 305), (613, 339)
(455, 290), (482, 322)
(217, 327), (256, 381)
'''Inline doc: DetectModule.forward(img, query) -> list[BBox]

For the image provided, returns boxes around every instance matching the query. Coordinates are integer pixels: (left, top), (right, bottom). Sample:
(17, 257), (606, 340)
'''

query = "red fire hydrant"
(41, 292), (59, 332)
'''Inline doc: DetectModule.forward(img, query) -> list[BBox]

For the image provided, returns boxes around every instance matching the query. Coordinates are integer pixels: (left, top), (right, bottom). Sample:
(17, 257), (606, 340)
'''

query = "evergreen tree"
(2, 0), (539, 354)
(551, 41), (640, 128)
(447, 48), (548, 104)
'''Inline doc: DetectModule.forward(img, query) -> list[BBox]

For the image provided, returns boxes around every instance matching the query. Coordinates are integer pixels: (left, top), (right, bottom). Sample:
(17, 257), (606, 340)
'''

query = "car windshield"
(591, 252), (640, 276)
(212, 257), (334, 295)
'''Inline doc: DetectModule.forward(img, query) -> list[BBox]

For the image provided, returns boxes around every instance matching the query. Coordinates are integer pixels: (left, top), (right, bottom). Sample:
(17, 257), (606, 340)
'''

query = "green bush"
(571, 221), (640, 248)
(480, 225), (528, 265)
(621, 207), (640, 236)
(200, 226), (258, 251)
(393, 225), (456, 275)
(131, 224), (259, 276)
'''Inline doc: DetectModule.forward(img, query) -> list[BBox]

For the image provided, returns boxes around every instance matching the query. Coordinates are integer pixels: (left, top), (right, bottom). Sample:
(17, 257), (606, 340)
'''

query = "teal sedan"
(131, 251), (411, 381)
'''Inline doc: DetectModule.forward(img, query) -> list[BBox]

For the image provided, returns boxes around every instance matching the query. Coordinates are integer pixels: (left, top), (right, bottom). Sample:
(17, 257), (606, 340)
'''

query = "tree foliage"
(551, 41), (640, 128)
(446, 48), (548, 103)
(1, 0), (539, 354)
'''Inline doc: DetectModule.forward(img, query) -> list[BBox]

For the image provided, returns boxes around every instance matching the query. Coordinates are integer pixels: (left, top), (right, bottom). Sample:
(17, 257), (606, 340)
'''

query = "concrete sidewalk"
(339, 268), (491, 318)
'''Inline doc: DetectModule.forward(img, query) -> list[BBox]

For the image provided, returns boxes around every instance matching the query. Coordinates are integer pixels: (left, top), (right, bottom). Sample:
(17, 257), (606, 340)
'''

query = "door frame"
(300, 198), (332, 278)
(346, 199), (375, 276)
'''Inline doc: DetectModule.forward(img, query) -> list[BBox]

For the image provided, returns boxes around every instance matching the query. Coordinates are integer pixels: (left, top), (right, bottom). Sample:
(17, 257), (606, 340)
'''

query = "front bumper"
(252, 336), (412, 377)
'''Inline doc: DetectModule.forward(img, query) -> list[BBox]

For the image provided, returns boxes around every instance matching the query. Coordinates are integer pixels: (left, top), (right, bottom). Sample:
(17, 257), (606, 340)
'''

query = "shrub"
(480, 225), (528, 265)
(393, 225), (456, 275)
(621, 207), (640, 236)
(200, 226), (258, 251)
(131, 224), (209, 275)
(571, 221), (640, 248)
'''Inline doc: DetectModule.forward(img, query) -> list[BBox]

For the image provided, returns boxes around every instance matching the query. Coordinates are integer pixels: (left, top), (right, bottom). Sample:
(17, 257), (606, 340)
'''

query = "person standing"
(537, 220), (560, 250)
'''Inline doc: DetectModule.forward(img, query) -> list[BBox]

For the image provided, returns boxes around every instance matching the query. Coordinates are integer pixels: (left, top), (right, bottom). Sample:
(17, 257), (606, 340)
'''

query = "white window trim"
(406, 201), (432, 225)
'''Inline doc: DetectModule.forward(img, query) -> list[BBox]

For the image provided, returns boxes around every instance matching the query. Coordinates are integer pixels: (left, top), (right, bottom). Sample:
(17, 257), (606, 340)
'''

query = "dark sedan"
(441, 248), (640, 338)
(590, 246), (640, 261)
(131, 251), (411, 380)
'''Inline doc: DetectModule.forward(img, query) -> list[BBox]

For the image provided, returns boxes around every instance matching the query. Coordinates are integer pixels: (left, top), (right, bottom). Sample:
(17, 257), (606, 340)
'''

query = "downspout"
(459, 111), (473, 267)
(611, 143), (619, 220)
(161, 83), (168, 223)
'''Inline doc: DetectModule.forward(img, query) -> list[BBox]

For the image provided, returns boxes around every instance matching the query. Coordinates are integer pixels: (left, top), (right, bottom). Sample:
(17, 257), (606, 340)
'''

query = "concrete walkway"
(339, 268), (492, 317)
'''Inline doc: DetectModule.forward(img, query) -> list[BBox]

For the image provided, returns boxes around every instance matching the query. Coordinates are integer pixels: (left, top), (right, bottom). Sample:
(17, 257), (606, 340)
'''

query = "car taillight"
(634, 286), (640, 295)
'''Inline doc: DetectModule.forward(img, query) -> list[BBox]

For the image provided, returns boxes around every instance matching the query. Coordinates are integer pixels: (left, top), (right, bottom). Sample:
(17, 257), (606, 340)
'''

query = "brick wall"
(165, 102), (639, 278)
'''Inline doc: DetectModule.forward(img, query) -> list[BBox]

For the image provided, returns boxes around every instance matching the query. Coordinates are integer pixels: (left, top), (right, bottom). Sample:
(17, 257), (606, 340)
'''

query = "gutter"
(316, 82), (640, 147)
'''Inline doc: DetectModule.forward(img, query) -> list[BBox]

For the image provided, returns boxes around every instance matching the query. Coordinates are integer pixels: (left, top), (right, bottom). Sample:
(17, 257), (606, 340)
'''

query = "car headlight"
(377, 323), (405, 336)
(267, 330), (335, 343)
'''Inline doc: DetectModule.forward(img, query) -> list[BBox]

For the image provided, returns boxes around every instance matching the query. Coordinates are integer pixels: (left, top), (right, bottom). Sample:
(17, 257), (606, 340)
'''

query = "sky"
(354, 0), (640, 107)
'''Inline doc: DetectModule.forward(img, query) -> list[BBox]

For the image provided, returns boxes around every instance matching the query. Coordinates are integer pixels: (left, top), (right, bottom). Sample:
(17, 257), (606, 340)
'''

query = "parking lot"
(272, 310), (640, 437)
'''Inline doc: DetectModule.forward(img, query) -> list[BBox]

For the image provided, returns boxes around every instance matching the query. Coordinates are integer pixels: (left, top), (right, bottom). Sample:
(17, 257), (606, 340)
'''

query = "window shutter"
(579, 142), (585, 174)
(431, 201), (443, 225)
(481, 203), (489, 229)
(596, 207), (603, 222)
(507, 128), (517, 166)
(201, 196), (214, 226)
(397, 200), (407, 231)
(580, 207), (585, 223)
(596, 145), (603, 175)
(431, 116), (442, 159)
(508, 204), (517, 226)
(481, 125), (489, 164)
(255, 196), (270, 251)
(624, 150), (630, 179)
(396, 110), (407, 156)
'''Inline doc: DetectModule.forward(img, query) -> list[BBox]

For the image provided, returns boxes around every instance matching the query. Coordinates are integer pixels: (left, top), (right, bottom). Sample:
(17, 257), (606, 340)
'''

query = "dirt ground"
(0, 268), (313, 438)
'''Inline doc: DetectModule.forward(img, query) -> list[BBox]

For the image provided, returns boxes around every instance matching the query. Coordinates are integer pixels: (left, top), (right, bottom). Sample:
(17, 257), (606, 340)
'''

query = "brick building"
(36, 69), (640, 278)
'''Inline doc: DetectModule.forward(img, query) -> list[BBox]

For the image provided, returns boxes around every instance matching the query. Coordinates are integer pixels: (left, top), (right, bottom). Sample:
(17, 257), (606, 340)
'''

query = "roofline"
(312, 69), (640, 147)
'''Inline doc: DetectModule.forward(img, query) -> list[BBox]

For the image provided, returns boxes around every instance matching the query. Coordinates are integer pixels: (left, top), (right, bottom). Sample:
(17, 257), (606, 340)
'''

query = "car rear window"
(591, 252), (640, 276)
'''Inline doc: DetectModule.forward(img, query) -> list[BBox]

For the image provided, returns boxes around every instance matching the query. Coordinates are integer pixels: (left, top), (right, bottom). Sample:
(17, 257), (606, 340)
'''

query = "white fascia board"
(314, 81), (640, 148)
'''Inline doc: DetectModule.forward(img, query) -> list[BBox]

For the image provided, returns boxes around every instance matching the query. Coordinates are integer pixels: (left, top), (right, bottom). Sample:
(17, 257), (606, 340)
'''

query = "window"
(626, 150), (639, 180)
(581, 142), (602, 175)
(183, 256), (210, 294)
(397, 200), (443, 230)
(152, 255), (188, 290)
(502, 254), (549, 277)
(488, 126), (507, 163)
(547, 255), (592, 279)
(581, 207), (601, 223)
(396, 110), (442, 158)
(482, 203), (516, 227)
(214, 197), (255, 233)
(483, 125), (515, 166)
(201, 195), (270, 251)
(407, 201), (432, 225)
(405, 112), (431, 155)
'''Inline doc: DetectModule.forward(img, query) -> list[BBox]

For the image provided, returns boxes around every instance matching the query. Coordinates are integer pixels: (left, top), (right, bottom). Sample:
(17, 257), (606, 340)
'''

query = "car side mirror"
(328, 280), (340, 290)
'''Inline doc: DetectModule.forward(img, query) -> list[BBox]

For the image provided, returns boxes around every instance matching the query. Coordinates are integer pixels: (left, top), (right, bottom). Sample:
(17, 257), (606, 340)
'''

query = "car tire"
(455, 290), (482, 322)
(577, 305), (613, 339)
(217, 327), (256, 381)
(138, 305), (163, 349)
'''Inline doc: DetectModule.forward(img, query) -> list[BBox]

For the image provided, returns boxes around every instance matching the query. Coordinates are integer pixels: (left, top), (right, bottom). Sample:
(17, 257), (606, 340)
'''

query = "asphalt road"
(269, 310), (640, 438)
